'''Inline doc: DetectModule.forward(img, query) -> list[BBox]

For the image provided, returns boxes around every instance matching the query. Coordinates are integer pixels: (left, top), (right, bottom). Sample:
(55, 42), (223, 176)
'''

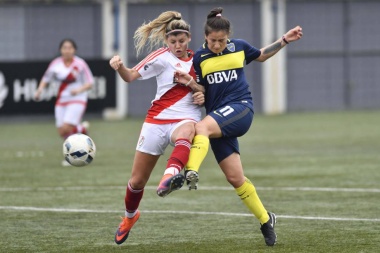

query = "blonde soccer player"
(109, 11), (204, 245)
(34, 39), (94, 166)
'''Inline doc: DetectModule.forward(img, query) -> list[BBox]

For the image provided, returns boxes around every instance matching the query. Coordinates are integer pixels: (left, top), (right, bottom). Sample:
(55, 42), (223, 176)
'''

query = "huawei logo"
(0, 72), (9, 109)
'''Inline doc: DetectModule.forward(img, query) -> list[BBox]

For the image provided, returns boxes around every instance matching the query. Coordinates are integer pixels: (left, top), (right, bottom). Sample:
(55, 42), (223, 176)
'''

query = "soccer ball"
(63, 134), (96, 167)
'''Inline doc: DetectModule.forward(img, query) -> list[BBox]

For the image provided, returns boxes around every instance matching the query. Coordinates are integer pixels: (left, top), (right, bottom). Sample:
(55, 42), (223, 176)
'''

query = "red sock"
(125, 181), (144, 213)
(166, 138), (191, 173)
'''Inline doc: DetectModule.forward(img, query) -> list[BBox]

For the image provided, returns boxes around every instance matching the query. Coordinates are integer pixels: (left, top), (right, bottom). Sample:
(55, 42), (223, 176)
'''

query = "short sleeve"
(134, 54), (166, 80)
(41, 62), (55, 83)
(81, 61), (94, 84)
(238, 39), (261, 65)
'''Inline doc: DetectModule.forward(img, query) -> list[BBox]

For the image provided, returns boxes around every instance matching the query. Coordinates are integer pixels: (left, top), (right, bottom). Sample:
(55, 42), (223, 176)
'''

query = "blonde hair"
(134, 11), (190, 56)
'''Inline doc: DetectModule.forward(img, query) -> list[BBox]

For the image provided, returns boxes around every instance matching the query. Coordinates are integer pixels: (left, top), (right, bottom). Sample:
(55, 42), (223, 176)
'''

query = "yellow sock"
(235, 177), (270, 224)
(186, 135), (209, 173)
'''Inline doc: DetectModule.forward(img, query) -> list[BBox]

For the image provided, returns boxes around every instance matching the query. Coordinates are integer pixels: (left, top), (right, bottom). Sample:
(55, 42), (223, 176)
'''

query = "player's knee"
(177, 124), (195, 140)
(129, 177), (147, 190)
(195, 121), (209, 135)
(225, 174), (245, 188)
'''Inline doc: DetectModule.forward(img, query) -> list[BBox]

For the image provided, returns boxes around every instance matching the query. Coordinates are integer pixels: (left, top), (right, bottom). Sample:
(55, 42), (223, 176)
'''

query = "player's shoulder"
(73, 55), (88, 64)
(194, 43), (210, 62)
(147, 47), (170, 59)
(228, 39), (251, 49)
(49, 57), (63, 67)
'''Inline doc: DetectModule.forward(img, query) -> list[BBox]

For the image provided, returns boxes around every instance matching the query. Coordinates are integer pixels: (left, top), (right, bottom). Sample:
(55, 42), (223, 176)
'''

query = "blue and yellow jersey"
(193, 39), (261, 113)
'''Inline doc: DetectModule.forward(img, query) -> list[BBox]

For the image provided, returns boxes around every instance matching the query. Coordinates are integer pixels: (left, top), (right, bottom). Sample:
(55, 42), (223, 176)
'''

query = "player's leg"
(115, 150), (160, 245)
(116, 122), (166, 244)
(217, 151), (276, 246)
(185, 115), (221, 189)
(157, 120), (194, 197)
(59, 103), (88, 138)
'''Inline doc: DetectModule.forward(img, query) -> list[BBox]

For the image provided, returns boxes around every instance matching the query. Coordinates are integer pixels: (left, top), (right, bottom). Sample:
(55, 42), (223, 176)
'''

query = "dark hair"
(59, 39), (77, 50)
(204, 7), (231, 36)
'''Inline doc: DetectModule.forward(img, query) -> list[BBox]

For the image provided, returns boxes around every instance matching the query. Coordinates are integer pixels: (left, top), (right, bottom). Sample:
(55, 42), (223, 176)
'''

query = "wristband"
(282, 35), (289, 44)
(185, 76), (193, 87)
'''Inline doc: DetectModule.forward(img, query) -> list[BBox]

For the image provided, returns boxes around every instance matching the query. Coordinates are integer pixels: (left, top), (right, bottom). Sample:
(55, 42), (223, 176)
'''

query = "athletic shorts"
(136, 119), (196, 156)
(208, 102), (254, 163)
(55, 103), (86, 127)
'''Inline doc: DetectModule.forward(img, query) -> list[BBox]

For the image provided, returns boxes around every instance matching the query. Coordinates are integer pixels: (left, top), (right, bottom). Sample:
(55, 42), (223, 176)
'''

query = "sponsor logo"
(175, 62), (182, 68)
(206, 70), (238, 84)
(227, 43), (235, 52)
(0, 72), (9, 109)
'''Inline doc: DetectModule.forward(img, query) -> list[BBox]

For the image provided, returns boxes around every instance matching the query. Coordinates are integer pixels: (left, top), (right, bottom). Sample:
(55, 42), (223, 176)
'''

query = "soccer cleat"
(61, 160), (72, 167)
(260, 212), (277, 246)
(115, 210), (141, 245)
(81, 121), (90, 134)
(156, 173), (185, 197)
(185, 170), (199, 190)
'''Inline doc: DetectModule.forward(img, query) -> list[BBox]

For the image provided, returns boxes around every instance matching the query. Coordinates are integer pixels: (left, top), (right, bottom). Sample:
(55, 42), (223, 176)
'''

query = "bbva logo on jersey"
(206, 70), (238, 84)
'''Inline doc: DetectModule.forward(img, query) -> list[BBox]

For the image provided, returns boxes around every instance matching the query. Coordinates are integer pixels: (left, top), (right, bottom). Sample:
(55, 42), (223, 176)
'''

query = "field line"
(0, 206), (378, 222)
(0, 185), (379, 193)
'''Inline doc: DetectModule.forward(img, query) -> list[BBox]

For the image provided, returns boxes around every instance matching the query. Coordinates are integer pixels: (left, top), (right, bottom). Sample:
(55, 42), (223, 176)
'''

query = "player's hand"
(70, 88), (81, 96)
(284, 25), (303, 43)
(192, 91), (205, 105)
(34, 90), (42, 101)
(173, 70), (192, 85)
(110, 55), (123, 70)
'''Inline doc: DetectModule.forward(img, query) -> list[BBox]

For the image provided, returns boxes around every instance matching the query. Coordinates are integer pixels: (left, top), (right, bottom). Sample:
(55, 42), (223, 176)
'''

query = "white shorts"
(55, 103), (86, 127)
(136, 120), (196, 156)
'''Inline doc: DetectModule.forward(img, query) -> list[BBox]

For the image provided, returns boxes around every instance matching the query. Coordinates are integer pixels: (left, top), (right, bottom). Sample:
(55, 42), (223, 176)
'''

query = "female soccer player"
(34, 39), (94, 166)
(175, 7), (303, 246)
(109, 11), (204, 245)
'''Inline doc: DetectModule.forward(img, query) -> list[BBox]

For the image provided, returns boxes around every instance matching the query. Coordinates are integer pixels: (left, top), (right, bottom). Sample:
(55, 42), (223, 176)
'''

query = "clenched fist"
(109, 55), (123, 70)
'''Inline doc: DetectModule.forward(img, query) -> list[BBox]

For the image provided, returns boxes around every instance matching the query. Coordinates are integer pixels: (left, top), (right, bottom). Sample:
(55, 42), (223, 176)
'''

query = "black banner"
(0, 60), (116, 115)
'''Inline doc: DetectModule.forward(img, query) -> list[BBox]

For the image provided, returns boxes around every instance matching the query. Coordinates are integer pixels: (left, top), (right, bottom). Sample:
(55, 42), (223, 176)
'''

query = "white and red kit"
(42, 56), (94, 127)
(133, 48), (202, 155)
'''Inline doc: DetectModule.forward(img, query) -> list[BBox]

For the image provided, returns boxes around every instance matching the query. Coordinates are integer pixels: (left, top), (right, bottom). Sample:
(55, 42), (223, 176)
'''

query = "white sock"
(125, 210), (137, 218)
(164, 167), (179, 176)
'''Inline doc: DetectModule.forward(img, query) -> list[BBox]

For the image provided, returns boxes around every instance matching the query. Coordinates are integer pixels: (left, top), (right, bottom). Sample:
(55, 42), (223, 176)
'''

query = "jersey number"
(219, 106), (234, 117)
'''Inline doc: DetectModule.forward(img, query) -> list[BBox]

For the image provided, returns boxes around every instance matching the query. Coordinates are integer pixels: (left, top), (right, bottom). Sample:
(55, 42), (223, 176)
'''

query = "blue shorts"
(208, 102), (254, 163)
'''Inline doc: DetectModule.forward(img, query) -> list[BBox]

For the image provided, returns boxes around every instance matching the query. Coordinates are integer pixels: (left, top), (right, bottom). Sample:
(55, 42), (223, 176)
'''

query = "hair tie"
(216, 13), (222, 17)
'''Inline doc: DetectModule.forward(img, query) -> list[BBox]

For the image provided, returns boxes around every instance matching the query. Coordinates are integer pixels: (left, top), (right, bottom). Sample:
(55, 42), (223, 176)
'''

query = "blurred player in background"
(34, 39), (94, 166)
(175, 7), (303, 246)
(109, 11), (204, 245)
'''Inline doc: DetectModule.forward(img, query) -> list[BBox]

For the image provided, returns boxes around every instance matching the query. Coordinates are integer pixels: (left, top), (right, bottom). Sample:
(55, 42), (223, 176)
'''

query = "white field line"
(0, 206), (378, 222)
(0, 185), (379, 193)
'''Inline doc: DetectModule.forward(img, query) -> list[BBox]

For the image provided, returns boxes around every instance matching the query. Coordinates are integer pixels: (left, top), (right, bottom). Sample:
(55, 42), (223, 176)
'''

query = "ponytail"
(204, 7), (231, 36)
(134, 11), (190, 56)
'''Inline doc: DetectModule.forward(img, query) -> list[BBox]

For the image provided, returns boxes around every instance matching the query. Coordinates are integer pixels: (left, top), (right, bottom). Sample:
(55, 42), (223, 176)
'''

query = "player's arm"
(34, 81), (48, 101)
(109, 55), (141, 82)
(174, 71), (205, 93)
(71, 62), (94, 95)
(255, 25), (303, 62)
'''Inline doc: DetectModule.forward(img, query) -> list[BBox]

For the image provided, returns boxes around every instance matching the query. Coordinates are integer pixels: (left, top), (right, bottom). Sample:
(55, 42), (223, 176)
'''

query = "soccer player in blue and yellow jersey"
(174, 7), (303, 246)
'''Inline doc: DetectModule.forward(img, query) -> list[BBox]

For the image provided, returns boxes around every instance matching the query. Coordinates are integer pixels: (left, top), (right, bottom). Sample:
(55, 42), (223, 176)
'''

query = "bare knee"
(225, 174), (245, 188)
(129, 177), (148, 190)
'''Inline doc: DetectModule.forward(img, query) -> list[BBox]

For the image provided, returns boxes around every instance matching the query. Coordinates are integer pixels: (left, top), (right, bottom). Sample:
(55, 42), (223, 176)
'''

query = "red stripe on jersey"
(55, 100), (87, 106)
(134, 48), (168, 71)
(146, 84), (192, 121)
(55, 67), (78, 104)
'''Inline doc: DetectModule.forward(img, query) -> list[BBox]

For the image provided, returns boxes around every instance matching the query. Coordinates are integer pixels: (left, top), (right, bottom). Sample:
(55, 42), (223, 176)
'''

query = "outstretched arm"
(109, 55), (141, 83)
(255, 25), (303, 62)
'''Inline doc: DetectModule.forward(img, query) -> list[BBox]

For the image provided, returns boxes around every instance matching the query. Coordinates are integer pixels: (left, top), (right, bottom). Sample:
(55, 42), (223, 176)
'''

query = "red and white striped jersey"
(134, 48), (201, 124)
(42, 56), (94, 106)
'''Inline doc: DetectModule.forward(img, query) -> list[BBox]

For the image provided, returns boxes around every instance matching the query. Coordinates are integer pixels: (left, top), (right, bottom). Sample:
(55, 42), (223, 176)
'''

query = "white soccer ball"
(63, 134), (96, 167)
